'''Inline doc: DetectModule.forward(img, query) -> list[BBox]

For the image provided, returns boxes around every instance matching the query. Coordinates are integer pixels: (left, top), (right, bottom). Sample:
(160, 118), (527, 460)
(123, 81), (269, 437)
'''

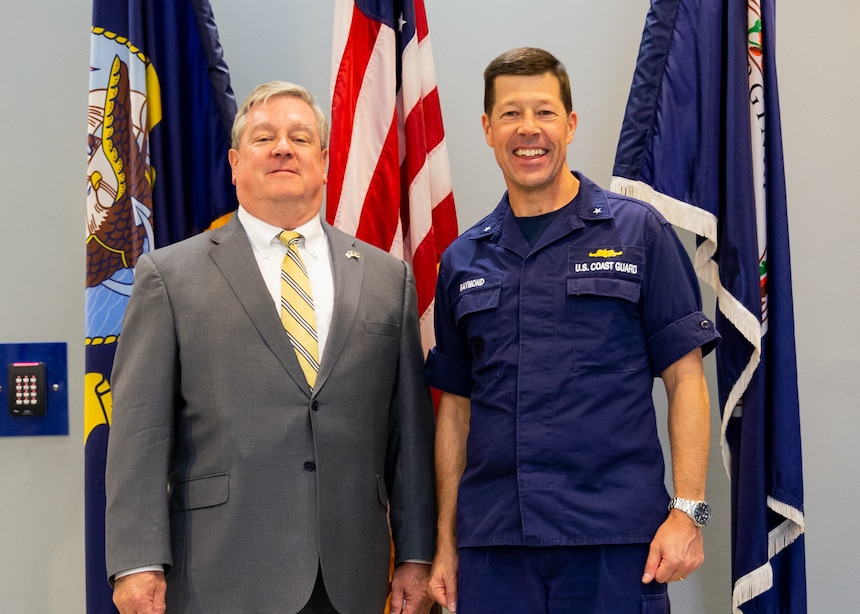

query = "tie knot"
(278, 230), (302, 248)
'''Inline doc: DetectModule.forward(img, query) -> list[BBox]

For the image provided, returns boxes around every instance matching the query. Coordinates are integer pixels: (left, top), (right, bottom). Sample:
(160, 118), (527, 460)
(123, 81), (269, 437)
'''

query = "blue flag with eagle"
(85, 0), (237, 610)
(611, 0), (806, 611)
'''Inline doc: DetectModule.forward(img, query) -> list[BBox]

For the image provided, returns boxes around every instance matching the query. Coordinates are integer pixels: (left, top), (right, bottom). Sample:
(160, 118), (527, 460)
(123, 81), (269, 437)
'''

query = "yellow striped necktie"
(278, 231), (319, 388)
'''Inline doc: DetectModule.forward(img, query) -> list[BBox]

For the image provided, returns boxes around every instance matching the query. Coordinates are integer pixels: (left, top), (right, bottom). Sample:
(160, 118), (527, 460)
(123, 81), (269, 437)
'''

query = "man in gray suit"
(105, 81), (437, 614)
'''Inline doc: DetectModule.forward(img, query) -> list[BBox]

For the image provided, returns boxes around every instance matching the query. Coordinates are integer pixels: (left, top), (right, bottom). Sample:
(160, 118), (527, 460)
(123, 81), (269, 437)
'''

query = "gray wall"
(1, 1), (857, 611)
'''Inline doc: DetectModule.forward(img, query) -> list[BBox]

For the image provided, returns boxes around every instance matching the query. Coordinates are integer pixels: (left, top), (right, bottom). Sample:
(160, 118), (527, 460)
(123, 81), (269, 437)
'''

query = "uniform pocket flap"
(567, 276), (641, 303)
(452, 273), (502, 324)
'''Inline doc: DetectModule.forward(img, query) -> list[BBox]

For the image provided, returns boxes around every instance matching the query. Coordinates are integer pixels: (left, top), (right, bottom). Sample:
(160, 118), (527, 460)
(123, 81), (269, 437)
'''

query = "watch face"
(693, 502), (711, 525)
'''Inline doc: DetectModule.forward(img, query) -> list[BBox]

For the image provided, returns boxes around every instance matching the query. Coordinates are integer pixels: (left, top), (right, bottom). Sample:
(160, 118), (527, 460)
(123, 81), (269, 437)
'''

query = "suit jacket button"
(303, 460), (316, 472)
(311, 400), (320, 411)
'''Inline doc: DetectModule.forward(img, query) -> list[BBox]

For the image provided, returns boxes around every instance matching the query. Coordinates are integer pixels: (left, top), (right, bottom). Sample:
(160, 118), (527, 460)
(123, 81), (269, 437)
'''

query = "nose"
(517, 110), (539, 136)
(272, 135), (292, 157)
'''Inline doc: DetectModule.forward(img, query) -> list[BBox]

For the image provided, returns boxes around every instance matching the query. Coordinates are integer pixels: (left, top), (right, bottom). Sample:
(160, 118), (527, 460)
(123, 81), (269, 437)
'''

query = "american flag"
(328, 0), (458, 354)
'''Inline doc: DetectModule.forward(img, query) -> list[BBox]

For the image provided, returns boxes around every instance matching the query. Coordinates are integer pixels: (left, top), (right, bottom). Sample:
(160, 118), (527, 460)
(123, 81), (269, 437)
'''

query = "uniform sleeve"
(642, 222), (721, 374)
(423, 253), (474, 397)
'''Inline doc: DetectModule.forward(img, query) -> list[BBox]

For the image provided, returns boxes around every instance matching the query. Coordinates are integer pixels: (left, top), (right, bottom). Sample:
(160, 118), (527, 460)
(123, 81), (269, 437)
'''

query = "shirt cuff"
(424, 347), (472, 397)
(646, 311), (721, 374)
(114, 565), (164, 581)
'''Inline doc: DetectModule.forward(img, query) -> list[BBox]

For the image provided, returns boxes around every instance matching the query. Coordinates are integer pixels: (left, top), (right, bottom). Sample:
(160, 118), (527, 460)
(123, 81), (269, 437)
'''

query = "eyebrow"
(247, 121), (316, 135)
(498, 94), (558, 106)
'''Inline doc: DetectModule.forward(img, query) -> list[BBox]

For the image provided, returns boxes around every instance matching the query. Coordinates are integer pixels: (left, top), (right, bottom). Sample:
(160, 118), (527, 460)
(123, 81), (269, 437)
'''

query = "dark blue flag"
(85, 1), (237, 611)
(612, 0), (806, 611)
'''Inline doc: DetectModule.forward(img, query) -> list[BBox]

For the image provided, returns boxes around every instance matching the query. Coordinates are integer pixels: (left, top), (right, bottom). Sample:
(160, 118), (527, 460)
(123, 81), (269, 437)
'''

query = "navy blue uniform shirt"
(425, 172), (720, 548)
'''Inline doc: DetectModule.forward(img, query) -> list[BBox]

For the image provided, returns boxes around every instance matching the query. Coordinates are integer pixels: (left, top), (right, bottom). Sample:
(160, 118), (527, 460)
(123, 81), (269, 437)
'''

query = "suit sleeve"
(386, 262), (437, 565)
(105, 253), (177, 580)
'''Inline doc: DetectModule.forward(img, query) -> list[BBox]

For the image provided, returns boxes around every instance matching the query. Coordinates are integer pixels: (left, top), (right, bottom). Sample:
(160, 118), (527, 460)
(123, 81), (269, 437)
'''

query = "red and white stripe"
(328, 0), (458, 354)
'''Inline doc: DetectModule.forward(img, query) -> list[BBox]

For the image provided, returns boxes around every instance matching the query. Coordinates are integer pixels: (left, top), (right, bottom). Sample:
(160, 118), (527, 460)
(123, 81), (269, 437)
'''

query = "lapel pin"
(346, 249), (361, 260)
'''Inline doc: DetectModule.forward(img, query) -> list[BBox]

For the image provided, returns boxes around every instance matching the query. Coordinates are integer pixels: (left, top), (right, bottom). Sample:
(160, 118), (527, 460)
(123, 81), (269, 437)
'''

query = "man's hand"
(112, 570), (167, 614)
(642, 510), (704, 584)
(428, 546), (458, 613)
(390, 562), (433, 614)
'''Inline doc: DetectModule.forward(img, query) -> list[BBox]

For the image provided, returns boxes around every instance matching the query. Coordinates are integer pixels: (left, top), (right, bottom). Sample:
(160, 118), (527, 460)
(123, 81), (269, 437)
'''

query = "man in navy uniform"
(426, 48), (720, 613)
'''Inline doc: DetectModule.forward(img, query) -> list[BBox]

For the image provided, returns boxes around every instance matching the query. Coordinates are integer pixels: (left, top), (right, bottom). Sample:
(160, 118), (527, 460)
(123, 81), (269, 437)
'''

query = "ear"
(228, 148), (239, 185)
(321, 148), (329, 184)
(566, 111), (578, 145)
(481, 113), (493, 147)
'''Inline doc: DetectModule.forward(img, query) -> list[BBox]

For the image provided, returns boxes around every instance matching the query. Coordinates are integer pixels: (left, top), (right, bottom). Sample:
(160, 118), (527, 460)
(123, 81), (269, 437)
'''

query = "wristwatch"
(668, 497), (711, 528)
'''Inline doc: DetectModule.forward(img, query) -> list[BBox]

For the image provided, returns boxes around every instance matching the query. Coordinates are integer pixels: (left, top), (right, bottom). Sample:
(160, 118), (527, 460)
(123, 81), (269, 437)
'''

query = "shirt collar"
(237, 205), (326, 261)
(573, 172), (613, 222)
(472, 171), (615, 249)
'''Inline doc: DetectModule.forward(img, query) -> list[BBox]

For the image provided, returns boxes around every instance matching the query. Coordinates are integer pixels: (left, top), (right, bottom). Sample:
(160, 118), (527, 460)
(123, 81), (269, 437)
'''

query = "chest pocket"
(567, 246), (646, 372)
(452, 273), (502, 383)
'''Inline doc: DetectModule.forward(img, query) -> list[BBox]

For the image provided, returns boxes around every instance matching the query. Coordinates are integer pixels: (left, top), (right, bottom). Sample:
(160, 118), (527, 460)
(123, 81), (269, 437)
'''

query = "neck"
(508, 171), (580, 217)
(244, 200), (321, 231)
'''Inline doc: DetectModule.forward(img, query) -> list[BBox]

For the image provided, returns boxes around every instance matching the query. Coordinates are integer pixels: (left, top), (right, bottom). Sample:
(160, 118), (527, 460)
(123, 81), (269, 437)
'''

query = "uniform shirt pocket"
(451, 272), (502, 383)
(567, 246), (646, 372)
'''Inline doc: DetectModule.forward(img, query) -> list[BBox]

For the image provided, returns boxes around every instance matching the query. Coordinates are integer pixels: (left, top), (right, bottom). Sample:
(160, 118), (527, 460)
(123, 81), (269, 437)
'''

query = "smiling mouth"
(514, 148), (547, 158)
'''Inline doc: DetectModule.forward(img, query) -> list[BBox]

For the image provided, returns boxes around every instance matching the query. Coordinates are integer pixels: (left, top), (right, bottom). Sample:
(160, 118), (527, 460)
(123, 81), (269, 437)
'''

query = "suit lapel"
(208, 216), (310, 394)
(316, 223), (364, 390)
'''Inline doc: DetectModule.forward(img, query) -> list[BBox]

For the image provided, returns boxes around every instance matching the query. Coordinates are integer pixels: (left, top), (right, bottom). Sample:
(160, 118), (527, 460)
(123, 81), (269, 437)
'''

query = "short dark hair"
(483, 47), (572, 116)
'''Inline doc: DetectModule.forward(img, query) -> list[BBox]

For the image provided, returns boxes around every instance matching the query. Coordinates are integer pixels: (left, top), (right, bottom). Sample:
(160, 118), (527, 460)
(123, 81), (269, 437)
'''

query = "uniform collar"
(474, 171), (614, 245)
(574, 172), (613, 222)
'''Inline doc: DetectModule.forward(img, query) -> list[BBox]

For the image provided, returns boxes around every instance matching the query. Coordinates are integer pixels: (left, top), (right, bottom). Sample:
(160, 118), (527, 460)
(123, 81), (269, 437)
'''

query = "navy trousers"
(457, 544), (669, 614)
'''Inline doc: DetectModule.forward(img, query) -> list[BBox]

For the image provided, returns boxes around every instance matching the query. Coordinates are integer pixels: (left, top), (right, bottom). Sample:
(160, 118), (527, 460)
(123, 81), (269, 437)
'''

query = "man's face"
(482, 73), (577, 198)
(229, 95), (328, 218)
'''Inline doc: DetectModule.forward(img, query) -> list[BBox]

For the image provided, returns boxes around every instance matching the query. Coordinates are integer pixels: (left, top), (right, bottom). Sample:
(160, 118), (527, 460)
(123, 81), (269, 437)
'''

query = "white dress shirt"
(237, 206), (334, 361)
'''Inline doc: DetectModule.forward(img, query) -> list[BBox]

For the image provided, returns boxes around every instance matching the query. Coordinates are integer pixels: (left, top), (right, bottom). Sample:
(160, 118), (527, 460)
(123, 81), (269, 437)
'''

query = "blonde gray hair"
(231, 81), (329, 150)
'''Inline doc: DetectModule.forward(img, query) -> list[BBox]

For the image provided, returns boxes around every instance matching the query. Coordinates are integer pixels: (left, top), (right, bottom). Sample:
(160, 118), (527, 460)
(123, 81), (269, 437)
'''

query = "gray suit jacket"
(105, 215), (436, 613)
